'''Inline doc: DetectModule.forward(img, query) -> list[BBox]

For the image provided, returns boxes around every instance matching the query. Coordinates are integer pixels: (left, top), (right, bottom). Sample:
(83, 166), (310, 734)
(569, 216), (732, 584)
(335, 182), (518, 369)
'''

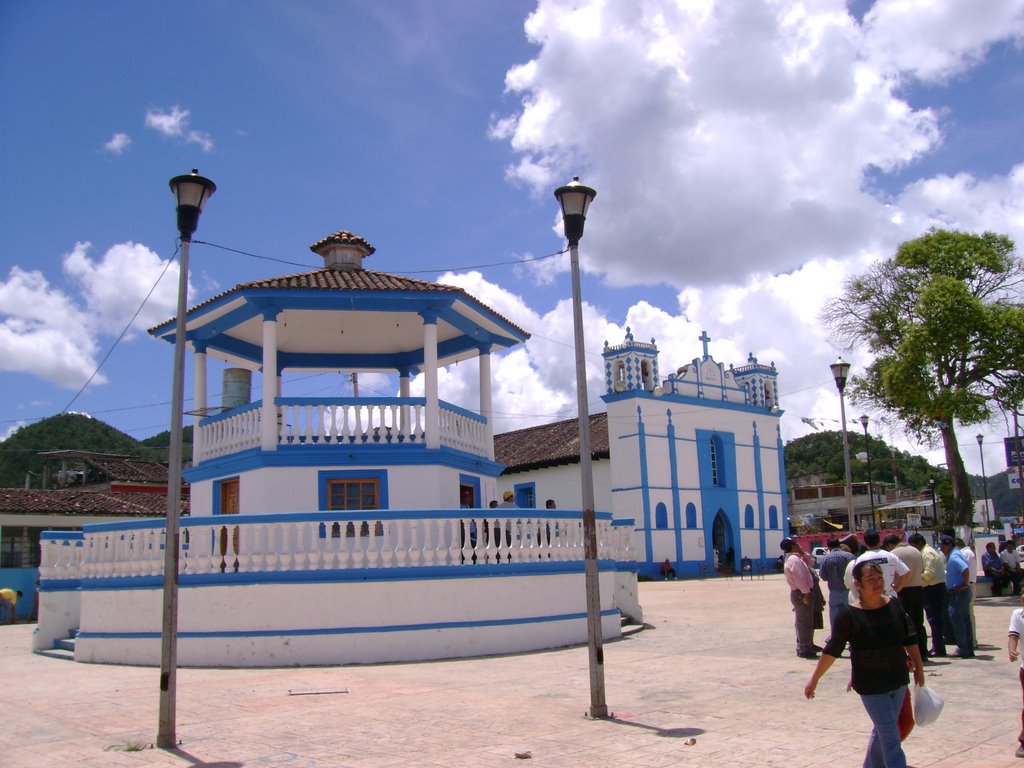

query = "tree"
(822, 228), (1024, 526)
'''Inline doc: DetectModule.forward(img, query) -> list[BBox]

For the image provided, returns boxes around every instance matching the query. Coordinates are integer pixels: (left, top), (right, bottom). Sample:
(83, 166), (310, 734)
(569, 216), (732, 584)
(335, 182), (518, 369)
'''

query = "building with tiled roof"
(494, 413), (609, 473)
(39, 450), (172, 490)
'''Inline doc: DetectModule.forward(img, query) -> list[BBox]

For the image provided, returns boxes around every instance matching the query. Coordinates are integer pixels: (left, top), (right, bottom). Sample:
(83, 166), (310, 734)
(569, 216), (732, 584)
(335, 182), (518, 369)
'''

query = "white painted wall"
(498, 461), (612, 511)
(190, 464), (499, 515)
(73, 569), (623, 667)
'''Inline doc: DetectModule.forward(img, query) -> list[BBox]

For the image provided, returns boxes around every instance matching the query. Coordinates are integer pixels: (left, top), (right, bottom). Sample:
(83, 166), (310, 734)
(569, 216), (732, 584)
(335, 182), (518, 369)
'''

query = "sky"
(1, 0), (1023, 485)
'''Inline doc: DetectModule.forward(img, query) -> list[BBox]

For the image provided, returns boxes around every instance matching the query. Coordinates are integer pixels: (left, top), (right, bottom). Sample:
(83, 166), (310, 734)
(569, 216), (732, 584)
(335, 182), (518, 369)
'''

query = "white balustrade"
(198, 398), (494, 463)
(199, 406), (262, 461)
(65, 512), (627, 582)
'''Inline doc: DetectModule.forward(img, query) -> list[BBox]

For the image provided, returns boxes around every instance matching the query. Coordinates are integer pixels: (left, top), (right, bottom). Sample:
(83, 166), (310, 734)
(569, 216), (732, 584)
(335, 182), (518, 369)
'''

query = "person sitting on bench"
(660, 559), (676, 580)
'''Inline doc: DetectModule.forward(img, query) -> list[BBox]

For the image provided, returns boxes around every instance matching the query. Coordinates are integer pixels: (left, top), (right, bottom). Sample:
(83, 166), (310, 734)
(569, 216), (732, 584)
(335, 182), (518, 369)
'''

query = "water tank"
(221, 368), (252, 410)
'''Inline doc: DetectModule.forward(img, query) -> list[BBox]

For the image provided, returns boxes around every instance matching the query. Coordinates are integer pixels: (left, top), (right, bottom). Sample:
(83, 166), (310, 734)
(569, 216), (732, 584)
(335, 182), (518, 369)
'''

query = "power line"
(191, 239), (568, 274)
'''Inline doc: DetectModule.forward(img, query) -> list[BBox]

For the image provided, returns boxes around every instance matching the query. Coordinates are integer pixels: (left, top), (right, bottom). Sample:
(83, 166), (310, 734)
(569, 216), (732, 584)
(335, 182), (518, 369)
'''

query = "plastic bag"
(913, 684), (944, 726)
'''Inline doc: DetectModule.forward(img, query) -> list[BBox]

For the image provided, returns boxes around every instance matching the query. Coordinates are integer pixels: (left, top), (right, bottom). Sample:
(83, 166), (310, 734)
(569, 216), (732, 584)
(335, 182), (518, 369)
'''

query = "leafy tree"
(823, 228), (1024, 525)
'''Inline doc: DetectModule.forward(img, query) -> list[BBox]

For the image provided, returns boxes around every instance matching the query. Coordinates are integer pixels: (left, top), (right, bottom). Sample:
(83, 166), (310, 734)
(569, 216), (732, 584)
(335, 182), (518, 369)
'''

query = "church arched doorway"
(711, 510), (734, 572)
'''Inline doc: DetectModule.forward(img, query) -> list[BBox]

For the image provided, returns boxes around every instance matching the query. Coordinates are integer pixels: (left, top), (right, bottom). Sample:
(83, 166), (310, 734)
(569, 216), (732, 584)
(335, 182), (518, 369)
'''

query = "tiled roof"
(309, 230), (375, 255)
(237, 267), (463, 293)
(0, 489), (180, 517)
(40, 451), (170, 485)
(494, 412), (609, 474)
(150, 267), (530, 340)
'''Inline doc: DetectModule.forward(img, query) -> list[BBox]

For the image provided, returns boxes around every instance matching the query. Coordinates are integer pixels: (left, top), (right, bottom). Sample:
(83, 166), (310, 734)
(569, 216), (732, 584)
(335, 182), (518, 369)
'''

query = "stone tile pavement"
(2, 575), (1021, 767)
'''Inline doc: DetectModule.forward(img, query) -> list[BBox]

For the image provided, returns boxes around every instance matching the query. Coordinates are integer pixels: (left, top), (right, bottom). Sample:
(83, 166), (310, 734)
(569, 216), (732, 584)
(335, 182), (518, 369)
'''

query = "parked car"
(811, 547), (828, 567)
(1016, 544), (1024, 558)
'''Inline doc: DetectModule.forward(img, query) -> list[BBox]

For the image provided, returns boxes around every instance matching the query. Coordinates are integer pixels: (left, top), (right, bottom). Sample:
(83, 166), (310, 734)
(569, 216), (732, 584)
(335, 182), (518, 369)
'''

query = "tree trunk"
(940, 426), (974, 527)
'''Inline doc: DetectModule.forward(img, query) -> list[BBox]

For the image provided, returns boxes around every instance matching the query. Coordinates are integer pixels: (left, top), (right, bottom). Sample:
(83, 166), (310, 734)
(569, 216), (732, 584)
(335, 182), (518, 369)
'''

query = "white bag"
(913, 684), (944, 726)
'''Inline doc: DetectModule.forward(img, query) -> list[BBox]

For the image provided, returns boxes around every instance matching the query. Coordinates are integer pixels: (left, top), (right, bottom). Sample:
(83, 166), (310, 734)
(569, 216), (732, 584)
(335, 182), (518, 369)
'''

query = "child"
(1007, 592), (1024, 758)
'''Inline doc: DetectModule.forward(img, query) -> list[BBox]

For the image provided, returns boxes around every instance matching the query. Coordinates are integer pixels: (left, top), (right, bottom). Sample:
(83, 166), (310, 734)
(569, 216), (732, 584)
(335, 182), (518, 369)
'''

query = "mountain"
(0, 414), (191, 488)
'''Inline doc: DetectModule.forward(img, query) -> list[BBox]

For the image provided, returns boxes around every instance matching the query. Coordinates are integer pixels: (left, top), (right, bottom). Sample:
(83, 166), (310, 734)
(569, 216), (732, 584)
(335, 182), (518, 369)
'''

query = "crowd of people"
(781, 529), (1024, 765)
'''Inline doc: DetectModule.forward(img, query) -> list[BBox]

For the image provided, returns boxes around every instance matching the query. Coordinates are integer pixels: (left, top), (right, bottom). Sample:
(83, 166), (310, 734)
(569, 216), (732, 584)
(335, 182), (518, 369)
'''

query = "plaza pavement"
(2, 574), (1021, 768)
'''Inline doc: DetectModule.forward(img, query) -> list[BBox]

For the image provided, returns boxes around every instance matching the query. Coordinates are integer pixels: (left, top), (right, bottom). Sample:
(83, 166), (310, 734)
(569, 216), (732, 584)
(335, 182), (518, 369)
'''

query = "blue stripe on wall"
(76, 607), (621, 641)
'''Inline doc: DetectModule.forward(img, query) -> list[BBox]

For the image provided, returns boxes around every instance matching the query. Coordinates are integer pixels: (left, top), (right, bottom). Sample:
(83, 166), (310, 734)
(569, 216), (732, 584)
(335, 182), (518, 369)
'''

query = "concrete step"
(34, 647), (75, 661)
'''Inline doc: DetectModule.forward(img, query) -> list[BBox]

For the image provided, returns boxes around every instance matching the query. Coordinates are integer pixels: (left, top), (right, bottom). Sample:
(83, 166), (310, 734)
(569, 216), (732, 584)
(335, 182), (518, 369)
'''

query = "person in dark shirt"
(818, 537), (854, 635)
(804, 561), (925, 768)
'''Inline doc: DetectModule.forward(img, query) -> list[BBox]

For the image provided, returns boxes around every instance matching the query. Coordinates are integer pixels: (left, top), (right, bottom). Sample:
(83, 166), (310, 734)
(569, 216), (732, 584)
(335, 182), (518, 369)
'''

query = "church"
(495, 328), (788, 579)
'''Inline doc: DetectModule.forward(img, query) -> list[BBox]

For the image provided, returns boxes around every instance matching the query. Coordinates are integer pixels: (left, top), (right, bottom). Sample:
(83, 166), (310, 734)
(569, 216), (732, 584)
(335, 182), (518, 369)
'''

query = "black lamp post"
(860, 415), (876, 529)
(553, 176), (606, 720)
(929, 477), (938, 525)
(830, 357), (855, 533)
(977, 434), (990, 532)
(158, 169), (215, 749)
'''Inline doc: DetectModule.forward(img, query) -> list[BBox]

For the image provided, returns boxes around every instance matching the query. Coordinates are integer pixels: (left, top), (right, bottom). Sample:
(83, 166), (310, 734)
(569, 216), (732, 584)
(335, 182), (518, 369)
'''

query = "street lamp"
(860, 415), (877, 529)
(553, 176), (606, 720)
(829, 357), (856, 534)
(929, 477), (938, 525)
(158, 169), (215, 749)
(977, 434), (990, 532)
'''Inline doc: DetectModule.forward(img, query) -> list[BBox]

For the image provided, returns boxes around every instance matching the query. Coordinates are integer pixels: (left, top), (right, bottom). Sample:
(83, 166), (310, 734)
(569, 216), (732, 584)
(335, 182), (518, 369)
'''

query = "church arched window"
(768, 505), (779, 529)
(709, 435), (725, 487)
(744, 504), (754, 529)
(655, 502), (668, 529)
(685, 502), (697, 528)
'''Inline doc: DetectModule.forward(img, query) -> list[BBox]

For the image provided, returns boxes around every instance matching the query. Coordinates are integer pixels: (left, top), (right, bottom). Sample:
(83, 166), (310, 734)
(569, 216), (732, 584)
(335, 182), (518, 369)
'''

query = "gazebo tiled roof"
(494, 412), (609, 474)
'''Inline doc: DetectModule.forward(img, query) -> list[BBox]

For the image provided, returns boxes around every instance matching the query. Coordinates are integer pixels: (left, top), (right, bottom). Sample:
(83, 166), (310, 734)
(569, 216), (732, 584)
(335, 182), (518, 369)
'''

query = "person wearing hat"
(781, 538), (818, 658)
(0, 588), (21, 624)
(499, 490), (517, 508)
(939, 534), (974, 659)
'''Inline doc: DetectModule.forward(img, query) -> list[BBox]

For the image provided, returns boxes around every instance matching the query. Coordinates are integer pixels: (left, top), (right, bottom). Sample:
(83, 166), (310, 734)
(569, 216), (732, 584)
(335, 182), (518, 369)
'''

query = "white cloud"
(0, 242), (183, 389)
(493, 0), (1024, 292)
(0, 266), (105, 388)
(485, 0), (1024, 474)
(863, 0), (1024, 84)
(62, 241), (183, 337)
(103, 132), (131, 155)
(145, 105), (214, 152)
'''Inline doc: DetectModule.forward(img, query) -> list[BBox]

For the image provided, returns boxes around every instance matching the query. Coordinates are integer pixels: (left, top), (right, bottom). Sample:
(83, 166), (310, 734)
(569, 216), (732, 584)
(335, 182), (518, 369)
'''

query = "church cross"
(698, 330), (711, 358)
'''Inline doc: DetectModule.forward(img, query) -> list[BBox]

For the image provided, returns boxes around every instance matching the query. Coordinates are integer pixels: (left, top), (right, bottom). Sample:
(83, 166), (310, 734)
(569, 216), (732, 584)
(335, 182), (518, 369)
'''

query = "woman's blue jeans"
(860, 685), (907, 768)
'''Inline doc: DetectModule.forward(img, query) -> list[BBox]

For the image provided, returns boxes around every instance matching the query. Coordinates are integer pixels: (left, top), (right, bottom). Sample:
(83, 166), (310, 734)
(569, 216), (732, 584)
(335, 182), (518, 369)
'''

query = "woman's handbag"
(913, 684), (944, 726)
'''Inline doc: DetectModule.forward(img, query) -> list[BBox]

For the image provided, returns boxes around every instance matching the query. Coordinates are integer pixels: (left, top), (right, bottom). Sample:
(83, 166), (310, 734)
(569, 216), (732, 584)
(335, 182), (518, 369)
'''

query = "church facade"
(496, 329), (787, 578)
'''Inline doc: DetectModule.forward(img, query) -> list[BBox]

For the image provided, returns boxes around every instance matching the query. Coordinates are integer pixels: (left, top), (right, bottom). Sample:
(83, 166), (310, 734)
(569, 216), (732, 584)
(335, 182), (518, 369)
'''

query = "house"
(496, 329), (788, 578)
(36, 230), (640, 666)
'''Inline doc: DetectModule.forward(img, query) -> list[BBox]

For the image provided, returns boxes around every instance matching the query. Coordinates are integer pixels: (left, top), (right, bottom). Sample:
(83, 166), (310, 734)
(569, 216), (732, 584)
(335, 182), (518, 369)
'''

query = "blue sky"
(1, 1), (1023, 481)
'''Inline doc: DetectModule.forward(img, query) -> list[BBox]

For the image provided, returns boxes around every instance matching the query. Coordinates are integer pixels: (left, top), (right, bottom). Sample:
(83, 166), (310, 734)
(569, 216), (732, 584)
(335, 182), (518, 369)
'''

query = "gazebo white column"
(260, 309), (281, 451)
(193, 343), (207, 463)
(478, 344), (494, 460)
(421, 311), (440, 449)
(398, 367), (412, 436)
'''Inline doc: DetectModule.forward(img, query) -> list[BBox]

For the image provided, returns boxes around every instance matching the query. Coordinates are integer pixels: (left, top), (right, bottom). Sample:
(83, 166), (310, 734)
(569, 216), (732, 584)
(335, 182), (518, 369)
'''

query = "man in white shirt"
(957, 537), (978, 649)
(1002, 542), (1023, 596)
(847, 529), (911, 600)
